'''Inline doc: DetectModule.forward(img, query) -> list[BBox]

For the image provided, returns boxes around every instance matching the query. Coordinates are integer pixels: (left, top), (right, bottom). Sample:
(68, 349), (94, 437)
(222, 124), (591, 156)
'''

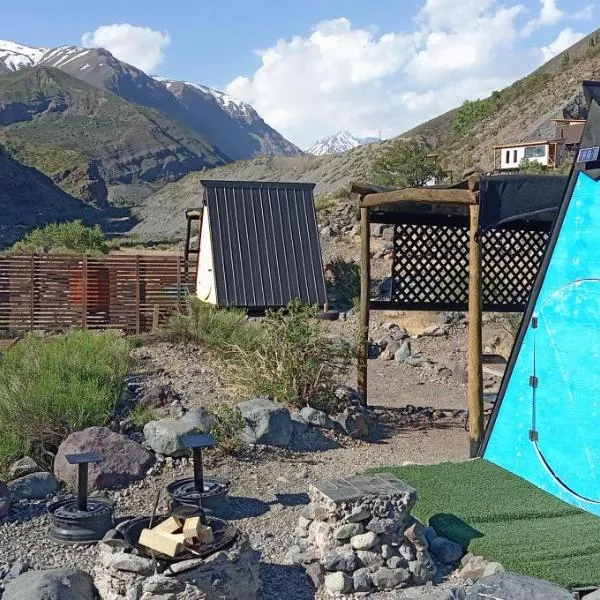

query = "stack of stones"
(292, 474), (453, 595)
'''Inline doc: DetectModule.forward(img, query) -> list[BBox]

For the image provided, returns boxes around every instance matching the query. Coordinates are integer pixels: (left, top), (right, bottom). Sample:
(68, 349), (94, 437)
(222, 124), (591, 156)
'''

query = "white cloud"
(227, 4), (530, 147)
(522, 0), (590, 35)
(81, 24), (170, 72)
(539, 27), (586, 62)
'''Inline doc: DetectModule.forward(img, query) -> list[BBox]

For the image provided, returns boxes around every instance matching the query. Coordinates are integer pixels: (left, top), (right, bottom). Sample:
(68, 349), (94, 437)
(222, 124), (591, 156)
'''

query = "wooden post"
(29, 255), (35, 331)
(176, 255), (182, 304)
(135, 255), (141, 335)
(357, 205), (371, 404)
(184, 215), (192, 264)
(468, 199), (484, 457)
(82, 255), (88, 330)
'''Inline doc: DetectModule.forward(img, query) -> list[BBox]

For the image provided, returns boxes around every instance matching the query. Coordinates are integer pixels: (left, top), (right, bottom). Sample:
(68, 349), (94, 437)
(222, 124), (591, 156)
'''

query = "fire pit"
(48, 452), (114, 544)
(123, 514), (238, 563)
(166, 432), (231, 517)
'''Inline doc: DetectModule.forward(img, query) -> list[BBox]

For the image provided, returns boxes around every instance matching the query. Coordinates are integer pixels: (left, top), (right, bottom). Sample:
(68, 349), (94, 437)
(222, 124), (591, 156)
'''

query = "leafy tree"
(453, 99), (493, 135)
(9, 221), (108, 254)
(371, 140), (445, 188)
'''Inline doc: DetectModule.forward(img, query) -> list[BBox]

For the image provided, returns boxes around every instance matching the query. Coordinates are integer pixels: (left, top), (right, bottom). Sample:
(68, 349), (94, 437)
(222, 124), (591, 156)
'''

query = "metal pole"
(193, 447), (204, 493)
(468, 201), (484, 457)
(357, 205), (371, 404)
(77, 462), (88, 512)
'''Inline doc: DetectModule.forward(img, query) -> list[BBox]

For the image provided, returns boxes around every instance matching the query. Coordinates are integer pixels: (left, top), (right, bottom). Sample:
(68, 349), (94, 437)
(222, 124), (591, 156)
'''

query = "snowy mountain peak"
(0, 40), (47, 71)
(306, 130), (378, 155)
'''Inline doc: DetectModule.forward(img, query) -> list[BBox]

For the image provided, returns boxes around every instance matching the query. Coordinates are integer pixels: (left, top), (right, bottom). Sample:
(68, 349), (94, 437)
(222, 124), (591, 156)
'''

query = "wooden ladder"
(183, 208), (203, 287)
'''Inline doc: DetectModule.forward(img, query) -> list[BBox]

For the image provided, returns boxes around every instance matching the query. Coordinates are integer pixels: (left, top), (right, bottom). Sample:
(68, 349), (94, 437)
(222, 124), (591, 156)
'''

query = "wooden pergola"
(353, 177), (484, 457)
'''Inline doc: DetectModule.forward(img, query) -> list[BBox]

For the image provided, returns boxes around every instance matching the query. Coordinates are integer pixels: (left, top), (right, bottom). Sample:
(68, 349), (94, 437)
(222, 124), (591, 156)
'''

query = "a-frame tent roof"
(200, 180), (327, 309)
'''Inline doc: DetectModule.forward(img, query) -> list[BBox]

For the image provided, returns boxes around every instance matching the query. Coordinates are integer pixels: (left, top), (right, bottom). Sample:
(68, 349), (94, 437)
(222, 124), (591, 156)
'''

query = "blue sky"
(2, 0), (597, 147)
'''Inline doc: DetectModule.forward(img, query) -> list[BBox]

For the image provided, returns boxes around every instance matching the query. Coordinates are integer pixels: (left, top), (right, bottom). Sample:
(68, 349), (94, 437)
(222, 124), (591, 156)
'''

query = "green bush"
(128, 404), (156, 428)
(165, 297), (262, 355)
(0, 330), (131, 474)
(226, 300), (354, 411)
(519, 158), (548, 174)
(210, 404), (245, 455)
(326, 258), (360, 310)
(8, 220), (108, 254)
(453, 99), (494, 135)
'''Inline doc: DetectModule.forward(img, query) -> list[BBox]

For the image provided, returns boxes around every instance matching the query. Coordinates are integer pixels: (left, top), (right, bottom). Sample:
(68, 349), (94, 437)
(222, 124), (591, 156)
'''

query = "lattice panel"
(389, 222), (549, 311)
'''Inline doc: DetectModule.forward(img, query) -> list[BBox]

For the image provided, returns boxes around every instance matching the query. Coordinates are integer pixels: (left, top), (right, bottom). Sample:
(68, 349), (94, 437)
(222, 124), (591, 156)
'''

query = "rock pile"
(289, 473), (464, 595)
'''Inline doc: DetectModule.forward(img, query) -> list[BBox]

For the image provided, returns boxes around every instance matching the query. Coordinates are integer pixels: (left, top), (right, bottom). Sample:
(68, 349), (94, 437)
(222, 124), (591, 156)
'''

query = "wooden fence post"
(357, 205), (371, 404)
(468, 197), (484, 457)
(82, 255), (88, 330)
(135, 255), (141, 335)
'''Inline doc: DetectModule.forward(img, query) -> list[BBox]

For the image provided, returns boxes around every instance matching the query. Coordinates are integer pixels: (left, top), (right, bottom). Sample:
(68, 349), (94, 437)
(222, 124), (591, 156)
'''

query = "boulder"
(466, 572), (573, 600)
(324, 571), (353, 594)
(8, 456), (41, 480)
(291, 413), (309, 434)
(335, 523), (364, 540)
(323, 547), (360, 573)
(429, 536), (463, 564)
(300, 406), (330, 428)
(372, 567), (410, 589)
(138, 383), (179, 409)
(0, 480), (10, 518)
(143, 409), (215, 457)
(236, 397), (293, 447)
(3, 568), (98, 600)
(54, 427), (154, 489)
(350, 531), (378, 550)
(7, 472), (57, 501)
(394, 340), (412, 362)
(334, 411), (371, 439)
(306, 561), (325, 588)
(353, 567), (373, 592)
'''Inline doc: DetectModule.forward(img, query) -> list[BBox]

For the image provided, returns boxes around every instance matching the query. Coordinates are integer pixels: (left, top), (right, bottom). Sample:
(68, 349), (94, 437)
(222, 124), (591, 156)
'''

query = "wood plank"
(360, 188), (477, 207)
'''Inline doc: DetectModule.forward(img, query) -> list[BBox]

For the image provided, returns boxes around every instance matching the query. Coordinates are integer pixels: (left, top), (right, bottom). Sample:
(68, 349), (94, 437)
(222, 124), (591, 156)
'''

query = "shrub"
(8, 220), (108, 254)
(326, 258), (360, 310)
(210, 404), (245, 455)
(226, 300), (354, 411)
(453, 99), (494, 135)
(165, 297), (262, 355)
(519, 158), (548, 174)
(0, 330), (131, 474)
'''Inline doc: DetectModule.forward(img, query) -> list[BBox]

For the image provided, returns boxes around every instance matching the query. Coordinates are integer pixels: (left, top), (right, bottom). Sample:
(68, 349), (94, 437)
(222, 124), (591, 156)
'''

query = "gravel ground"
(0, 317), (510, 598)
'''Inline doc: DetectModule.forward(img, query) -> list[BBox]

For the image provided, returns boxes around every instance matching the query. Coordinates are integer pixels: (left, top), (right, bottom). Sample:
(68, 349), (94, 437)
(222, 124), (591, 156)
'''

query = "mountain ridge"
(306, 130), (379, 155)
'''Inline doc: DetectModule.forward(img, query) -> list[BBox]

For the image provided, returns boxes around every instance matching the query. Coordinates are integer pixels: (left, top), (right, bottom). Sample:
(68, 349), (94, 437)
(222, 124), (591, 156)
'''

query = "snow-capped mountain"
(306, 130), (379, 155)
(0, 39), (301, 159)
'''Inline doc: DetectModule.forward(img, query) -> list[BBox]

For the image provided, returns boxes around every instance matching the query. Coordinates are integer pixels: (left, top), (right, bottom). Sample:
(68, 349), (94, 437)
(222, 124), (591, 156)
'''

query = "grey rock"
(164, 558), (204, 574)
(429, 536), (463, 564)
(306, 561), (325, 588)
(387, 556), (407, 569)
(482, 562), (505, 577)
(334, 385), (365, 406)
(139, 383), (179, 409)
(422, 324), (450, 337)
(142, 575), (184, 594)
(394, 340), (412, 362)
(466, 572), (573, 600)
(236, 396), (293, 447)
(324, 571), (353, 594)
(169, 399), (185, 418)
(298, 515), (312, 529)
(350, 531), (378, 550)
(353, 567), (373, 592)
(3, 568), (98, 600)
(0, 480), (10, 518)
(346, 508), (371, 523)
(285, 545), (318, 565)
(583, 591), (600, 600)
(335, 522), (364, 540)
(7, 561), (29, 579)
(381, 544), (393, 559)
(405, 356), (433, 367)
(8, 456), (41, 480)
(54, 427), (154, 489)
(291, 413), (309, 434)
(423, 526), (437, 544)
(380, 338), (400, 360)
(372, 224), (385, 237)
(334, 411), (371, 439)
(143, 416), (204, 457)
(300, 406), (329, 428)
(181, 406), (217, 432)
(408, 556), (435, 584)
(102, 552), (154, 575)
(399, 543), (416, 561)
(372, 566), (410, 589)
(7, 472), (58, 501)
(367, 517), (397, 535)
(324, 546), (360, 573)
(356, 550), (385, 568)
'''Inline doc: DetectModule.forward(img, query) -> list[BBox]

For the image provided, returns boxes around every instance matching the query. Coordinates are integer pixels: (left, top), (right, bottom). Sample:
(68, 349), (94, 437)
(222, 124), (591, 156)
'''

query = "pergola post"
(467, 177), (484, 457)
(358, 204), (371, 405)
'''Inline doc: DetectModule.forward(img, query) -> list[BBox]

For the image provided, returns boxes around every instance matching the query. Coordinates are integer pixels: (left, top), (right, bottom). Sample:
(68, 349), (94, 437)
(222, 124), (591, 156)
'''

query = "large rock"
(143, 408), (216, 457)
(300, 406), (330, 428)
(7, 472), (57, 501)
(466, 572), (573, 600)
(8, 456), (41, 480)
(324, 571), (353, 594)
(54, 427), (154, 490)
(3, 568), (98, 600)
(371, 567), (410, 589)
(138, 383), (179, 409)
(429, 536), (463, 564)
(0, 480), (10, 518)
(236, 396), (293, 447)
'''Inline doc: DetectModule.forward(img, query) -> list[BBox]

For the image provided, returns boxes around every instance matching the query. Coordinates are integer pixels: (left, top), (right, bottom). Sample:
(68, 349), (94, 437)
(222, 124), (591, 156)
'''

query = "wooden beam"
(360, 187), (477, 208)
(468, 201), (484, 457)
(357, 205), (371, 404)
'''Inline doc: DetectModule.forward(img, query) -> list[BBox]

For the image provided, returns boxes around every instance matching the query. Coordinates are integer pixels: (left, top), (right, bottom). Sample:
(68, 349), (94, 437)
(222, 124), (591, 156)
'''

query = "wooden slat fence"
(0, 254), (190, 333)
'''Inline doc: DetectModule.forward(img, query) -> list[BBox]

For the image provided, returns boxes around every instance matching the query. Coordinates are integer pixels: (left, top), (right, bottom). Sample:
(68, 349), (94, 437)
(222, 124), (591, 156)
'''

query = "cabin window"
(505, 150), (510, 163)
(524, 145), (546, 158)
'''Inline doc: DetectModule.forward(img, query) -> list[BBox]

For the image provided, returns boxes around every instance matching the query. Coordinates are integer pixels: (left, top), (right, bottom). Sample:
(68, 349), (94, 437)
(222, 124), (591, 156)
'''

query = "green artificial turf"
(370, 459), (600, 588)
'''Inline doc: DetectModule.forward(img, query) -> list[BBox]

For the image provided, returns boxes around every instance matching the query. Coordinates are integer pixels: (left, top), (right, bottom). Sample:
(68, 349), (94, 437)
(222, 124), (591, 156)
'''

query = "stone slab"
(312, 473), (416, 503)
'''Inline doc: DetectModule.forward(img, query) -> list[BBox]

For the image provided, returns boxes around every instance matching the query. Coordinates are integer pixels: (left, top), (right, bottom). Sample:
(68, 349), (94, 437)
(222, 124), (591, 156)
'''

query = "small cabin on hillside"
(186, 180), (327, 310)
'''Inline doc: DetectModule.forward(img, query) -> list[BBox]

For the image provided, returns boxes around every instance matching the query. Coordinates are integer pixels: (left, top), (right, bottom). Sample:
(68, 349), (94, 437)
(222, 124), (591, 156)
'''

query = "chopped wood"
(151, 516), (182, 534)
(182, 516), (202, 539)
(138, 528), (183, 557)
